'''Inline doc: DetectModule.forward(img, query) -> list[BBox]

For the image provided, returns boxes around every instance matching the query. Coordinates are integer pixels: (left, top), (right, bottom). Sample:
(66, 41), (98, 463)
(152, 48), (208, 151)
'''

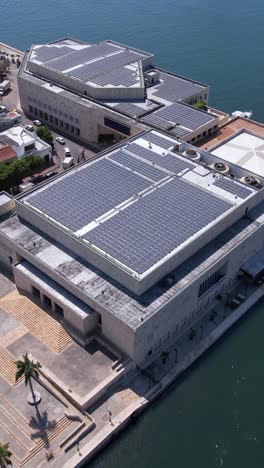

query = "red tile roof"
(0, 144), (17, 163)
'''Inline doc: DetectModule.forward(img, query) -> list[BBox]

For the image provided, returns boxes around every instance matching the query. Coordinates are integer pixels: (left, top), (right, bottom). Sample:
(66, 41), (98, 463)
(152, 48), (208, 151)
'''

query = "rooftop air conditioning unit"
(183, 149), (201, 162)
(240, 175), (260, 187)
(144, 70), (160, 85)
(209, 161), (230, 174)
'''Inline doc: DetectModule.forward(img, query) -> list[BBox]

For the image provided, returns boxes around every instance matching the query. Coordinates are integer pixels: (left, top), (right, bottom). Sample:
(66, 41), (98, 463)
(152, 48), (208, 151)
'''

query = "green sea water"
(2, 1), (264, 466)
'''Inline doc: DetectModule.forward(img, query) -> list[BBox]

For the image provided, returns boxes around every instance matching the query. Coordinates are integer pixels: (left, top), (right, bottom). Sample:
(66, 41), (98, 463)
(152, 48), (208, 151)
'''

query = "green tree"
(36, 126), (53, 146)
(193, 100), (206, 110)
(15, 353), (42, 404)
(0, 59), (8, 75)
(0, 442), (12, 467)
(0, 155), (45, 192)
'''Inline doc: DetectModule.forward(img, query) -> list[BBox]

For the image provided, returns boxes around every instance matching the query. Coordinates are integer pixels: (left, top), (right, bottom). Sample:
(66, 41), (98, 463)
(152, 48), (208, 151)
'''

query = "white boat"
(232, 110), (253, 119)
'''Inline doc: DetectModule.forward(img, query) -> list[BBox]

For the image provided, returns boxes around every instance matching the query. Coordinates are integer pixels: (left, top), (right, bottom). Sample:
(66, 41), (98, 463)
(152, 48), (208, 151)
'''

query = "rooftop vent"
(183, 149), (201, 162)
(240, 175), (260, 187)
(210, 161), (230, 174)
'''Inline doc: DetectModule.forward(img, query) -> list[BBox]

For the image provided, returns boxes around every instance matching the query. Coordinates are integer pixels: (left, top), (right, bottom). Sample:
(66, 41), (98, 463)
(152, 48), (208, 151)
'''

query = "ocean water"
(2, 1), (264, 466)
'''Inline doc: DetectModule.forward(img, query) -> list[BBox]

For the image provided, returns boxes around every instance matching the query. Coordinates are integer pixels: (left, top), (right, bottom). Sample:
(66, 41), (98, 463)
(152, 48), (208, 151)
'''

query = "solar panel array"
(84, 178), (232, 273)
(213, 177), (253, 199)
(26, 159), (151, 232)
(141, 113), (172, 131)
(33, 45), (72, 64)
(114, 102), (158, 118)
(68, 50), (144, 83)
(152, 71), (206, 101)
(46, 43), (118, 72)
(91, 67), (139, 87)
(127, 143), (195, 173)
(141, 132), (174, 149)
(169, 126), (190, 138)
(109, 150), (167, 181)
(141, 102), (215, 132)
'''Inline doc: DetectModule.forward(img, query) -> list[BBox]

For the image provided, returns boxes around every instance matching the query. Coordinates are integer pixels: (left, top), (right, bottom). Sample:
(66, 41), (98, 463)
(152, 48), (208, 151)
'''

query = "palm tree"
(0, 442), (12, 467)
(15, 353), (42, 404)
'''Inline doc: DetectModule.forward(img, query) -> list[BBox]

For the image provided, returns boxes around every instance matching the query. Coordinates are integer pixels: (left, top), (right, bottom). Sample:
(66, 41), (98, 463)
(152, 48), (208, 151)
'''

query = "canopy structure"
(241, 248), (264, 279)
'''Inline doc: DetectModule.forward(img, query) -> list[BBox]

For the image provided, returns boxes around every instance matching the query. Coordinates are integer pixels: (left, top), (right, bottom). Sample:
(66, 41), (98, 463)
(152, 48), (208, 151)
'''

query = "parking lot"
(1, 58), (97, 173)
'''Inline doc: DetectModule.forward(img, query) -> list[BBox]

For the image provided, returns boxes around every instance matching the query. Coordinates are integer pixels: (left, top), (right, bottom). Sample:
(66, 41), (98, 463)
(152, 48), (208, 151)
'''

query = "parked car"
(32, 119), (42, 127)
(62, 157), (74, 169)
(0, 105), (7, 113)
(56, 136), (65, 145)
(25, 124), (34, 132)
(63, 147), (71, 156)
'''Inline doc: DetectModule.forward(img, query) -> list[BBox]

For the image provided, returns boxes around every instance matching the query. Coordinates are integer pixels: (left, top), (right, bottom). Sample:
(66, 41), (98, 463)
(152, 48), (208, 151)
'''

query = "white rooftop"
(211, 131), (264, 179)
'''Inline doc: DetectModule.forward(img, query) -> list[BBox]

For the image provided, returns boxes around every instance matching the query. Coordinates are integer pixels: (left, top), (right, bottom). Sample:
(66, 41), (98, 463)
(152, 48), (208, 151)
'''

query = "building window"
(29, 105), (33, 113)
(98, 315), (102, 325)
(198, 265), (227, 298)
(76, 128), (80, 136)
(25, 143), (35, 152)
(32, 286), (41, 299)
(43, 295), (52, 308)
(104, 117), (130, 136)
(55, 303), (64, 315)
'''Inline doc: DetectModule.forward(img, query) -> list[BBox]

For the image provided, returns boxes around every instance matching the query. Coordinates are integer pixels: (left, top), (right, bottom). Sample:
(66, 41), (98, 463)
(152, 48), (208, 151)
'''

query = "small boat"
(231, 110), (253, 119)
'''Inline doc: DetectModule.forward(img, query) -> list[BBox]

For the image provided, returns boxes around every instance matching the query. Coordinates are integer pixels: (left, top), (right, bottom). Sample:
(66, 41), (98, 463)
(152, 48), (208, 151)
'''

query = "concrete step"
(0, 346), (23, 385)
(20, 416), (72, 466)
(0, 295), (73, 353)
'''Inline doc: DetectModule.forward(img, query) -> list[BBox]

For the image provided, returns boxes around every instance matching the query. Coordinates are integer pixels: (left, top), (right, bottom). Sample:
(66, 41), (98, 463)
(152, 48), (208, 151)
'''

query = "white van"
(63, 147), (71, 156)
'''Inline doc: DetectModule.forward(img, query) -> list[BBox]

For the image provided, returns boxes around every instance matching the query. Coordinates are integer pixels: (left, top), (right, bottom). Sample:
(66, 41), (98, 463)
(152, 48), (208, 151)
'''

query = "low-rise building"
(18, 38), (223, 147)
(0, 125), (52, 161)
(0, 129), (263, 365)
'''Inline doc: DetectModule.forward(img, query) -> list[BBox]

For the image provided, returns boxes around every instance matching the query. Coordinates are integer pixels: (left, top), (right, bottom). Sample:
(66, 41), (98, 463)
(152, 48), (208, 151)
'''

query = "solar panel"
(69, 50), (144, 83)
(213, 177), (253, 199)
(47, 43), (118, 72)
(84, 178), (232, 273)
(109, 150), (167, 181)
(141, 113), (172, 131)
(91, 67), (139, 87)
(113, 102), (158, 118)
(127, 143), (195, 173)
(33, 45), (72, 64)
(152, 71), (206, 102)
(141, 102), (215, 132)
(141, 132), (175, 149)
(169, 126), (190, 137)
(26, 159), (151, 232)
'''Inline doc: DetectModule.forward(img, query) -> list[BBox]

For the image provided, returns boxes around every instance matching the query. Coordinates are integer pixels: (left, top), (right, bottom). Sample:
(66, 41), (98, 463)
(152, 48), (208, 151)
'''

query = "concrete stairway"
(0, 292), (73, 353)
(0, 345), (23, 385)
(19, 416), (72, 466)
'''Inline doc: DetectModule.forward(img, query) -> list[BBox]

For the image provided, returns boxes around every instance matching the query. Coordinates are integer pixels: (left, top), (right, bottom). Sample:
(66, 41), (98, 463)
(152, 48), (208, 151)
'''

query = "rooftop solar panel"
(141, 133), (174, 149)
(69, 50), (144, 82)
(91, 67), (139, 87)
(113, 102), (158, 118)
(213, 177), (253, 199)
(46, 43), (118, 72)
(141, 102), (215, 132)
(127, 143), (195, 173)
(26, 159), (151, 232)
(169, 126), (190, 137)
(84, 178), (232, 273)
(108, 150), (167, 181)
(141, 113), (172, 131)
(152, 71), (206, 102)
(33, 45), (72, 64)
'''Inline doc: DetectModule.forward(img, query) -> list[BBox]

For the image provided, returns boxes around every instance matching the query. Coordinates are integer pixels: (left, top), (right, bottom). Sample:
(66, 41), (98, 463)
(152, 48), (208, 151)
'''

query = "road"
(1, 62), (97, 172)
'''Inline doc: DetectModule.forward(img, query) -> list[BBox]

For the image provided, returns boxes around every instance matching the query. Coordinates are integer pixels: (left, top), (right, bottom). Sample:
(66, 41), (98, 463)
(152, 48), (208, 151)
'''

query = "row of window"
(198, 267), (226, 298)
(186, 125), (218, 144)
(29, 106), (80, 136)
(28, 96), (79, 124)
(32, 285), (64, 315)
